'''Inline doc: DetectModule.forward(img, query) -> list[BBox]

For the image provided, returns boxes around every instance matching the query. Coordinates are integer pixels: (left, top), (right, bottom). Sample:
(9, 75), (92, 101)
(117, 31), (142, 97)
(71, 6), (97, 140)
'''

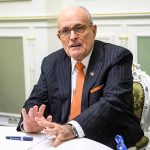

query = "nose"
(69, 30), (78, 39)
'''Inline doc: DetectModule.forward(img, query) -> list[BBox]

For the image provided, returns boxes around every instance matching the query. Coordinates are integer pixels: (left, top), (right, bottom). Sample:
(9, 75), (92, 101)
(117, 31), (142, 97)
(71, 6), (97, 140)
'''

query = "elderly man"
(17, 6), (144, 149)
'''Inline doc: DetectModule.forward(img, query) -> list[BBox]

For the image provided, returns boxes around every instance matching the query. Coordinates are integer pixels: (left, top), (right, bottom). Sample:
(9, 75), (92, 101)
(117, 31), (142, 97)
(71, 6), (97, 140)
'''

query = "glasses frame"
(58, 24), (93, 38)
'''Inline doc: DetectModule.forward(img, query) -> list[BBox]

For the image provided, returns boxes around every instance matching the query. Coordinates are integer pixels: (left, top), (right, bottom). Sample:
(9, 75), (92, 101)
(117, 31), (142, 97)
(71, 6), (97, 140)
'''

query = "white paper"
(0, 126), (55, 150)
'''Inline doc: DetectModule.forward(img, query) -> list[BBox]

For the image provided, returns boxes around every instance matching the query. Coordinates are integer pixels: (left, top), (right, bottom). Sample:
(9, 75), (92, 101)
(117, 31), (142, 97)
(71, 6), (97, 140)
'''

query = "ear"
(92, 25), (97, 38)
(57, 33), (61, 40)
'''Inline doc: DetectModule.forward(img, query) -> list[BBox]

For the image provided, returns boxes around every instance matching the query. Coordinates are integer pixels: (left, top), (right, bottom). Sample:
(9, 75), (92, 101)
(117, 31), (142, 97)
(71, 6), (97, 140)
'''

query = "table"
(0, 126), (113, 150)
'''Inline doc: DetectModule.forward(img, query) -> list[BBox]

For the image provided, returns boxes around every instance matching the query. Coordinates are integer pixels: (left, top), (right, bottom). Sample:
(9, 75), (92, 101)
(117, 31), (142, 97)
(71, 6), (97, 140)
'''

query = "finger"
(38, 104), (46, 116)
(28, 108), (34, 118)
(37, 119), (50, 126)
(36, 117), (47, 125)
(22, 108), (28, 120)
(44, 127), (56, 133)
(44, 128), (57, 135)
(35, 115), (52, 125)
(33, 105), (39, 118)
(33, 105), (38, 113)
(47, 115), (52, 122)
(38, 120), (55, 128)
(35, 116), (46, 122)
(53, 135), (62, 147)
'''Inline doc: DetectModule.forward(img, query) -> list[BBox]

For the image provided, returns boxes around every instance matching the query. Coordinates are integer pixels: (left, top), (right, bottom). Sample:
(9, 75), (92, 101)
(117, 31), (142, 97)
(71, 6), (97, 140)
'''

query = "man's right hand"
(21, 104), (46, 133)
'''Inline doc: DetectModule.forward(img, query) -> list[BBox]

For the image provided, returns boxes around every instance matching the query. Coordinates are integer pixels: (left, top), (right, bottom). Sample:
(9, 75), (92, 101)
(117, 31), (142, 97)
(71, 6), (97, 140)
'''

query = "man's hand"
(22, 104), (46, 133)
(36, 116), (75, 147)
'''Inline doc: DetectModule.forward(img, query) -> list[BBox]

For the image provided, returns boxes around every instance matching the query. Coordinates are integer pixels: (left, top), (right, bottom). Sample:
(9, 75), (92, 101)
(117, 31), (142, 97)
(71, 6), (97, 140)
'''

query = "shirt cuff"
(68, 120), (85, 138)
(20, 122), (26, 132)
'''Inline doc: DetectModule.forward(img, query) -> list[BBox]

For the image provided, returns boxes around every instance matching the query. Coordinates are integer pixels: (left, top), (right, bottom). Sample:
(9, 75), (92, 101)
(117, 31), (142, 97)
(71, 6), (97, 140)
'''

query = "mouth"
(70, 43), (81, 48)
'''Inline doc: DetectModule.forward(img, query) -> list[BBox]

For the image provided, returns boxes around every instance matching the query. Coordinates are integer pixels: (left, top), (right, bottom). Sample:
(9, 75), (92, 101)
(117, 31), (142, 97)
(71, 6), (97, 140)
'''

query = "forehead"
(57, 8), (89, 29)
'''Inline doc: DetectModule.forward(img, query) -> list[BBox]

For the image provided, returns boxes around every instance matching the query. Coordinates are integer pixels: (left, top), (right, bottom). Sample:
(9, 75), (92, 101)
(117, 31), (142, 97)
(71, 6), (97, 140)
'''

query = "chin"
(71, 55), (82, 61)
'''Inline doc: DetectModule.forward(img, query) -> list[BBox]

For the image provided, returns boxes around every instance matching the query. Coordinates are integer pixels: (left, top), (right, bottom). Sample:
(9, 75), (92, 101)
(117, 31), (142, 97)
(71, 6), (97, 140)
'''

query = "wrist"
(66, 123), (79, 138)
(20, 122), (26, 132)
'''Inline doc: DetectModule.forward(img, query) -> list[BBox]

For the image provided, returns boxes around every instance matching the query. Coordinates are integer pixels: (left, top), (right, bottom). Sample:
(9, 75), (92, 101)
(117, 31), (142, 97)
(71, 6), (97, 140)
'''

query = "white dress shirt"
(68, 50), (93, 138)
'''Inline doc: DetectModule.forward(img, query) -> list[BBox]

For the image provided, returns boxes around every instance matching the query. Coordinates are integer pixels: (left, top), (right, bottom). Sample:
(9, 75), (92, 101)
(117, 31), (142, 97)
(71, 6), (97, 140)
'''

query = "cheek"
(82, 37), (90, 49)
(61, 41), (70, 54)
(61, 40), (68, 48)
(82, 37), (94, 53)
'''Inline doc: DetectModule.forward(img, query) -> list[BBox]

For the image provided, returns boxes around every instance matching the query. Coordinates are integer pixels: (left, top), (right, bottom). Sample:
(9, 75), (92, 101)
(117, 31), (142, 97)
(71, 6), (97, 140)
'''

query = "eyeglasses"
(58, 24), (92, 38)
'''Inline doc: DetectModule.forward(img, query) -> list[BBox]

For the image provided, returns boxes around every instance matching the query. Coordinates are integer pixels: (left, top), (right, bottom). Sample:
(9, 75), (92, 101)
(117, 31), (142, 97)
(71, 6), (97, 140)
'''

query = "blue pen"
(115, 135), (127, 150)
(6, 136), (33, 141)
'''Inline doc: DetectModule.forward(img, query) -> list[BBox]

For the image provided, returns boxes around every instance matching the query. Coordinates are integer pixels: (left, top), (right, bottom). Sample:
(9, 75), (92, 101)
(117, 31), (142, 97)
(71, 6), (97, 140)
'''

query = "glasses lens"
(59, 24), (91, 37)
(59, 28), (70, 37)
(74, 25), (86, 34)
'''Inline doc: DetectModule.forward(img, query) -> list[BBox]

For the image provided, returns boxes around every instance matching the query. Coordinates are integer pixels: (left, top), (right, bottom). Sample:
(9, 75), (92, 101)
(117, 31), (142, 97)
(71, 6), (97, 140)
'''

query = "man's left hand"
(35, 116), (75, 147)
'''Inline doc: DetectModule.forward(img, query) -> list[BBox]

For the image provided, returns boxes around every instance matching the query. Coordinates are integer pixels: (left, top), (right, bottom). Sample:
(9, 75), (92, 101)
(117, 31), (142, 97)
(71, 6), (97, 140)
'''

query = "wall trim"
(93, 12), (150, 19)
(0, 12), (150, 22)
(0, 15), (57, 22)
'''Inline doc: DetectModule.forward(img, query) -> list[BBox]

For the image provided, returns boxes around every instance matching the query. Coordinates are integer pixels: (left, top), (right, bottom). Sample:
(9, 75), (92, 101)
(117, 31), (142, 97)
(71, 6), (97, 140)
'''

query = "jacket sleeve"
(16, 57), (49, 131)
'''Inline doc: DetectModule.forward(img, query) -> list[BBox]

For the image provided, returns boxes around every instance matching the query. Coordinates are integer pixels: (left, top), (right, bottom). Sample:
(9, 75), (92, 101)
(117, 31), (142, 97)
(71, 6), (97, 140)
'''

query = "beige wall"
(62, 0), (150, 14)
(0, 0), (150, 17)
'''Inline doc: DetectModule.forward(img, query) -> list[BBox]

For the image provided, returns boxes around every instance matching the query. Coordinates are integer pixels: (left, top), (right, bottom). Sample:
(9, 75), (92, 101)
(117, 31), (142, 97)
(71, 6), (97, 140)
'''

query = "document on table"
(0, 126), (56, 150)
(0, 126), (113, 150)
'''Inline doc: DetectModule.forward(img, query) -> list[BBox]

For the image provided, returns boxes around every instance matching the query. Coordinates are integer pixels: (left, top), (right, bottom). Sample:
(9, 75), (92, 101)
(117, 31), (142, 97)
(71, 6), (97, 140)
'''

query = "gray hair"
(57, 6), (93, 27)
(79, 6), (93, 25)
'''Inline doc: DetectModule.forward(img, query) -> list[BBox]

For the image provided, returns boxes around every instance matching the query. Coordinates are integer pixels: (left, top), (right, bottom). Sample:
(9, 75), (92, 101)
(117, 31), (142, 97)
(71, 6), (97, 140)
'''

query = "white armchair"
(132, 63), (150, 149)
(132, 63), (150, 132)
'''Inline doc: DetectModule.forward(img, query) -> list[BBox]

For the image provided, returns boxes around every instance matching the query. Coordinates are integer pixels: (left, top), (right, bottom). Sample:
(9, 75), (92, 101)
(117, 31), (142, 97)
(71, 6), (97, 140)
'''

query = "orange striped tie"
(69, 62), (85, 120)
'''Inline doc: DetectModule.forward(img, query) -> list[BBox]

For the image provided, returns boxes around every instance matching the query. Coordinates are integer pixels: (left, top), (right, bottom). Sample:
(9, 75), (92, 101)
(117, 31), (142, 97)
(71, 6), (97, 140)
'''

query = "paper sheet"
(0, 126), (55, 150)
(0, 126), (113, 150)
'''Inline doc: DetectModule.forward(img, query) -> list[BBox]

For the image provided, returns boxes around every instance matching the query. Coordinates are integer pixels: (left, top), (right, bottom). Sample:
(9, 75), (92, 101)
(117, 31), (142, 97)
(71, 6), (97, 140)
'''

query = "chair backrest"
(133, 81), (145, 121)
(132, 63), (150, 132)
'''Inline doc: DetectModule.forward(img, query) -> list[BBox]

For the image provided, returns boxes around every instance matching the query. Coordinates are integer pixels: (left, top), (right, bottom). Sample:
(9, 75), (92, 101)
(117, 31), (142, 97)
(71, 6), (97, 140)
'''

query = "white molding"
(0, 23), (55, 28)
(0, 112), (20, 117)
(0, 15), (57, 22)
(128, 24), (150, 27)
(0, 112), (20, 126)
(0, 12), (150, 22)
(92, 12), (150, 19)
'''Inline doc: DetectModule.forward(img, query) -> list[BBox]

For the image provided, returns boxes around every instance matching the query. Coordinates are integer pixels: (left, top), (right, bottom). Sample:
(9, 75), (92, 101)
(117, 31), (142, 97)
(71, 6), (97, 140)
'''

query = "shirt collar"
(71, 49), (93, 73)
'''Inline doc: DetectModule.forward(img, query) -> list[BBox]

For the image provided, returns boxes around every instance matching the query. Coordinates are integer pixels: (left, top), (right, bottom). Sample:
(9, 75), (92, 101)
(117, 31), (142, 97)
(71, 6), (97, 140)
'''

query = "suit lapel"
(56, 52), (71, 122)
(82, 41), (105, 110)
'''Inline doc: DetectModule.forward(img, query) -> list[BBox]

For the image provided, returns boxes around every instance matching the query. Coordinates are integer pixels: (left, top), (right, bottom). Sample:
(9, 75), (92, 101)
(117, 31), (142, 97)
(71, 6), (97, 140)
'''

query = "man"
(17, 6), (144, 149)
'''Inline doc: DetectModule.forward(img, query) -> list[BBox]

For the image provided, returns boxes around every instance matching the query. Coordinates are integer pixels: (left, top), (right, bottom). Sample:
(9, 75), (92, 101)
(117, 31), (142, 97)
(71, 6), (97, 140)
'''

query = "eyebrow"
(60, 24), (86, 29)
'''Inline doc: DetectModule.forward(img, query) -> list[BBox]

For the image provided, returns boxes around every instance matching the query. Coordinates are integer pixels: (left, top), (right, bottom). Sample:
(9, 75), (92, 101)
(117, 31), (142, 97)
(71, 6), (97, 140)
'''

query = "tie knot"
(76, 62), (85, 71)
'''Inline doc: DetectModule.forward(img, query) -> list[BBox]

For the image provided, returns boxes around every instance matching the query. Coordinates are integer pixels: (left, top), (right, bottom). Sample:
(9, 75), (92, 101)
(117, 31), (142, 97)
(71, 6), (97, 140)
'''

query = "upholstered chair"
(133, 81), (149, 150)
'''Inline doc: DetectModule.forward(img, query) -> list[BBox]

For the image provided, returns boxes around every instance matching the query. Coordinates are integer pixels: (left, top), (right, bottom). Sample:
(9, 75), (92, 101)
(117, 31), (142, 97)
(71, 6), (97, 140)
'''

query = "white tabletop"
(0, 126), (113, 150)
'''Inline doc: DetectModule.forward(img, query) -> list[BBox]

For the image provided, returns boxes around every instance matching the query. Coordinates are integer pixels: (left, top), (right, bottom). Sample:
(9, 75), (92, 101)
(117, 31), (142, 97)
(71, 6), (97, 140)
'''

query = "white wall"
(0, 0), (63, 16)
(62, 0), (150, 14)
(0, 0), (150, 17)
(47, 0), (62, 15)
(0, 0), (47, 16)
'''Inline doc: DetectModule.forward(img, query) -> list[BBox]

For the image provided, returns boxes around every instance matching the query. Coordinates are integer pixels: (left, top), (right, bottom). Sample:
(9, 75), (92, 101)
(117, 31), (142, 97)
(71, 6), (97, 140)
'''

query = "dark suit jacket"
(17, 40), (144, 149)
